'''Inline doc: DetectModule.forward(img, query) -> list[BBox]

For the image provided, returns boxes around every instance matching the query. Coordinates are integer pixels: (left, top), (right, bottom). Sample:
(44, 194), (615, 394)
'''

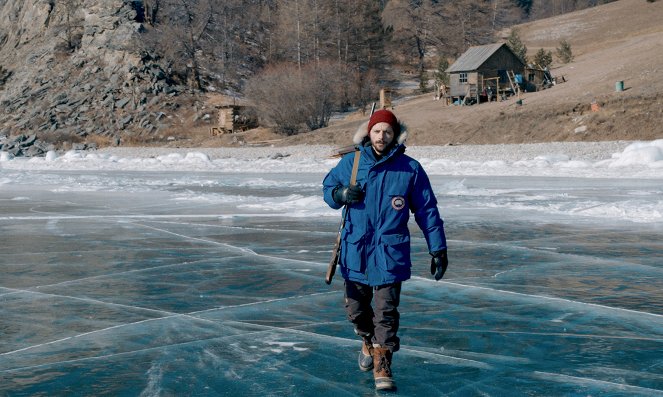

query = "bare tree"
(382, 0), (432, 72)
(383, 0), (499, 73)
(210, 0), (285, 89)
(145, 0), (213, 90)
(135, 0), (273, 92)
(54, 0), (84, 53)
(177, 0), (212, 90)
(143, 0), (162, 26)
(300, 61), (344, 129)
(244, 61), (344, 134)
(272, 0), (304, 68)
(244, 64), (308, 134)
(443, 0), (494, 53)
(345, 1), (388, 67)
(271, 0), (336, 68)
(490, 0), (525, 33)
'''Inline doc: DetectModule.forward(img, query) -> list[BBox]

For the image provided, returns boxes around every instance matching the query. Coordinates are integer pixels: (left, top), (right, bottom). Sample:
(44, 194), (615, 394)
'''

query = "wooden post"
(379, 88), (392, 109)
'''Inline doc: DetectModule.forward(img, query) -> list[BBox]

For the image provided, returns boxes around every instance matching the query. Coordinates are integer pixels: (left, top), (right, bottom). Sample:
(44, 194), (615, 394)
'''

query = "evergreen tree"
(419, 70), (429, 93)
(556, 39), (573, 63)
(506, 28), (527, 63)
(434, 58), (449, 86)
(533, 48), (552, 68)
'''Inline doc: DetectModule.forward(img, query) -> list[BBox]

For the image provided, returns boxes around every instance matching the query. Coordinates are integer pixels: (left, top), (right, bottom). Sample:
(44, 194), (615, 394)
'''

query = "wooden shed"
(524, 66), (555, 92)
(446, 43), (525, 104)
(210, 105), (257, 136)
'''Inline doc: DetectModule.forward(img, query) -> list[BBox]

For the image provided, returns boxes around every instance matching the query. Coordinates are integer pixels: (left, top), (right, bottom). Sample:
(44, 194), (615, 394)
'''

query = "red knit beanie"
(367, 109), (400, 135)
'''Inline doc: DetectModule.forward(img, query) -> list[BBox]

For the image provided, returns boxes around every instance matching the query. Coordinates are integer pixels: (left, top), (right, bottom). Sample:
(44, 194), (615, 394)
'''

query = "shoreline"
(4, 139), (660, 180)
(96, 140), (636, 162)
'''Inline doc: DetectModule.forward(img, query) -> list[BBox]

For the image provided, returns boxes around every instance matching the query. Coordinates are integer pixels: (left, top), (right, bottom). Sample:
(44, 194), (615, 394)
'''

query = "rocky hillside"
(0, 1), (204, 155)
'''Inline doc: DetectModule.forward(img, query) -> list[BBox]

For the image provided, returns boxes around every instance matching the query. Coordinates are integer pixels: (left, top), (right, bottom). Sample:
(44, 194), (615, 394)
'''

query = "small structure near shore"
(379, 88), (393, 109)
(210, 105), (258, 136)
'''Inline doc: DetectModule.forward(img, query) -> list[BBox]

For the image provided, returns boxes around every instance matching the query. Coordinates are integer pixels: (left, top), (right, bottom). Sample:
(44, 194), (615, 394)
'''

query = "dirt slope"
(188, 0), (663, 148)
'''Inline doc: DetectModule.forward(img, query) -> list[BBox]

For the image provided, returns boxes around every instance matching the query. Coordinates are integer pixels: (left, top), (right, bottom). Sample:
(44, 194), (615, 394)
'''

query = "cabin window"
(459, 72), (468, 83)
(529, 73), (535, 82)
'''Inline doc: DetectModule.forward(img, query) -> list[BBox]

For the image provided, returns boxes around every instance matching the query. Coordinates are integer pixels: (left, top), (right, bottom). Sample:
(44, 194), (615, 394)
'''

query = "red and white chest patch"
(391, 196), (405, 210)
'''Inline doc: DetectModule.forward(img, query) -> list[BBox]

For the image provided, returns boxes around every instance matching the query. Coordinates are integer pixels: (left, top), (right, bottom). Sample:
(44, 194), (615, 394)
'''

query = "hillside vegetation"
(142, 0), (663, 148)
(0, 0), (661, 151)
(245, 0), (663, 148)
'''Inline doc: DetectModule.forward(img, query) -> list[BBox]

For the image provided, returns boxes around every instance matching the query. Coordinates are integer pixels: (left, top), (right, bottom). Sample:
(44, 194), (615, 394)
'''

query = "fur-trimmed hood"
(352, 120), (408, 145)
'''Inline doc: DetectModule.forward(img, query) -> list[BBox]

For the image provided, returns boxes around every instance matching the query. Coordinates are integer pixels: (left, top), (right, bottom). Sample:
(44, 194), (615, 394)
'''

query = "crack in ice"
(412, 276), (663, 320)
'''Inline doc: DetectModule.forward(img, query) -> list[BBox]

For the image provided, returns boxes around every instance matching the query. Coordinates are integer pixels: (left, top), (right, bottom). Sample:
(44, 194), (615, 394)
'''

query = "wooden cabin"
(446, 43), (526, 104)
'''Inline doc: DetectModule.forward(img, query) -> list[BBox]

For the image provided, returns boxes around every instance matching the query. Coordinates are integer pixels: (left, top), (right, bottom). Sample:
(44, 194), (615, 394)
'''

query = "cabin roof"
(447, 43), (518, 73)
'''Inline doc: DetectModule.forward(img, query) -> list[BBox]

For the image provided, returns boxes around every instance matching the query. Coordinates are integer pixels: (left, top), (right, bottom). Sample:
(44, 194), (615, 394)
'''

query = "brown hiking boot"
(372, 346), (396, 391)
(358, 339), (374, 371)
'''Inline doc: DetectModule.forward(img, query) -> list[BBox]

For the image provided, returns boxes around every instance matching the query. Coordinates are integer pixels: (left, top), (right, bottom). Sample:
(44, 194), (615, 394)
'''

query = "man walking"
(322, 109), (449, 391)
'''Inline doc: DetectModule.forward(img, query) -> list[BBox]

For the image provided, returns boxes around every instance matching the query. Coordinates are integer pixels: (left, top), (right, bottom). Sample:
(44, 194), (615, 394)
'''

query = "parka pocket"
(341, 223), (365, 272)
(380, 233), (411, 272)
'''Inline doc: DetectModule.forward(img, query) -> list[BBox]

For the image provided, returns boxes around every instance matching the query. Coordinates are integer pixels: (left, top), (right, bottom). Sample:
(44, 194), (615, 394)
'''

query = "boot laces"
(376, 353), (392, 376)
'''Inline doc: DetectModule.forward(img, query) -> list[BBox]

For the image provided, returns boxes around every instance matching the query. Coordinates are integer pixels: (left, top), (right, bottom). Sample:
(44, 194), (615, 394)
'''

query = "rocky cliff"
(0, 0), (187, 155)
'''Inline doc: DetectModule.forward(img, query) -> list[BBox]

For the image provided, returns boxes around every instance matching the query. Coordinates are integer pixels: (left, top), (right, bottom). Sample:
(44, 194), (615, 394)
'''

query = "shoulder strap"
(350, 149), (361, 186)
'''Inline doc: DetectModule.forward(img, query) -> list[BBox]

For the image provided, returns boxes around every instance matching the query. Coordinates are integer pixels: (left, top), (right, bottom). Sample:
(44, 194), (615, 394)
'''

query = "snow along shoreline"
(97, 141), (634, 162)
(3, 139), (662, 179)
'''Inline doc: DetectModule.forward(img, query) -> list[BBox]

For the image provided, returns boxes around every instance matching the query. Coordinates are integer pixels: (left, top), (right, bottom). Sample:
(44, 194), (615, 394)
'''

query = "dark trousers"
(344, 280), (401, 353)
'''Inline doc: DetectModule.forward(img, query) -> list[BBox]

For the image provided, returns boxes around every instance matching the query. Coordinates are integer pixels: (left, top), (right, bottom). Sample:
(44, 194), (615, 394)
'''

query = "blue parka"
(323, 142), (447, 286)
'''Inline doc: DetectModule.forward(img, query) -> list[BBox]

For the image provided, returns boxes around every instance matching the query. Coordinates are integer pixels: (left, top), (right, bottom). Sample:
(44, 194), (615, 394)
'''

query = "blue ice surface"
(1, 170), (662, 396)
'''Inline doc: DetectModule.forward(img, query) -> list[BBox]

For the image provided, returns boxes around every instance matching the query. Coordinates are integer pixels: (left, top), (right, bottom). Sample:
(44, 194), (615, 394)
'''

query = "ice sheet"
(1, 170), (662, 396)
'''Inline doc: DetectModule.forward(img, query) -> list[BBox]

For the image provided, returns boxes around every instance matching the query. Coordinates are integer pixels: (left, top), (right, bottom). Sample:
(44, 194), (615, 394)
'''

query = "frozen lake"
(1, 167), (662, 396)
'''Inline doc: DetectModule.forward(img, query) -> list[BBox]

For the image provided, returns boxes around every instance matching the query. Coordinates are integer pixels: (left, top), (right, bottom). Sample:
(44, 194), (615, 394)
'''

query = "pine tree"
(434, 58), (449, 86)
(419, 70), (429, 93)
(533, 48), (552, 68)
(506, 28), (528, 63)
(556, 39), (573, 63)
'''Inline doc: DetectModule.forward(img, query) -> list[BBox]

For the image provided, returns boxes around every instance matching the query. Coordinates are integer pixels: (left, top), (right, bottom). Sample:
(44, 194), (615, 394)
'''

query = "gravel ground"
(97, 141), (634, 162)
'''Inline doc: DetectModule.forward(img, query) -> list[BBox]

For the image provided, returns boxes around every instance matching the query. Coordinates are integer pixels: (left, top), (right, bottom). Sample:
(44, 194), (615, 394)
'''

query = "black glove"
(430, 249), (448, 281)
(332, 183), (363, 205)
